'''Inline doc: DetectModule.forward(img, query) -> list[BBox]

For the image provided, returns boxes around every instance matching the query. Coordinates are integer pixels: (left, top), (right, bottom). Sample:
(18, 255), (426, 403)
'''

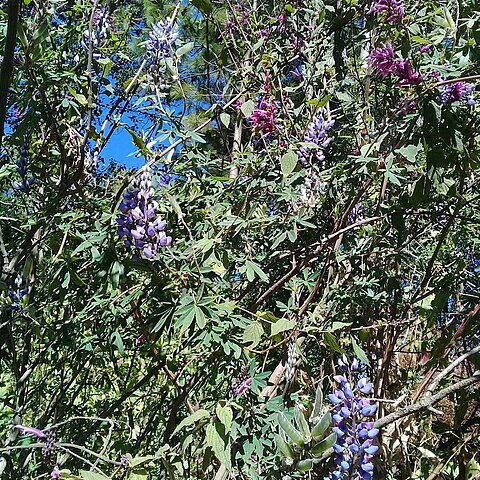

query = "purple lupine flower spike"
(116, 168), (172, 259)
(147, 18), (178, 60)
(325, 358), (380, 479)
(439, 81), (476, 105)
(13, 143), (35, 194)
(299, 108), (334, 164)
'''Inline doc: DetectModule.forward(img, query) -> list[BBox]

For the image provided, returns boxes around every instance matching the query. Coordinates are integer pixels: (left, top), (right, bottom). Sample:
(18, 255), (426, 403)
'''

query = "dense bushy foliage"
(1, 0), (480, 479)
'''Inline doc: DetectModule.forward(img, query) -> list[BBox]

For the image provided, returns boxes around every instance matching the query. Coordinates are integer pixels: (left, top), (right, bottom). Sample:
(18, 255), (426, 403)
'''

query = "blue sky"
(100, 126), (145, 169)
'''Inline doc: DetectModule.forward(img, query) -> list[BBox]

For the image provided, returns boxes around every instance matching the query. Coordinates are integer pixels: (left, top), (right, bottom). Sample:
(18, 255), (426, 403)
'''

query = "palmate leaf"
(242, 321), (264, 348)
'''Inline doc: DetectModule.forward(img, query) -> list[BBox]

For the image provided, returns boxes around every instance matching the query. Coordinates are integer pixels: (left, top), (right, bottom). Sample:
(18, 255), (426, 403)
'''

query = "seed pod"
(310, 384), (323, 423)
(278, 414), (305, 449)
(296, 459), (313, 472)
(275, 434), (295, 462)
(311, 411), (331, 441)
(294, 405), (311, 443)
(311, 431), (337, 456)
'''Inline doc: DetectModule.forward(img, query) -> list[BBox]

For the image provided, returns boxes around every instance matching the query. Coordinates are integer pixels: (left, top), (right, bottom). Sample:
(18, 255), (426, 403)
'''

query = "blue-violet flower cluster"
(13, 144), (35, 193)
(117, 168), (172, 259)
(9, 273), (28, 310)
(81, 8), (112, 58)
(299, 109), (334, 164)
(146, 18), (178, 60)
(325, 356), (379, 480)
(439, 81), (476, 105)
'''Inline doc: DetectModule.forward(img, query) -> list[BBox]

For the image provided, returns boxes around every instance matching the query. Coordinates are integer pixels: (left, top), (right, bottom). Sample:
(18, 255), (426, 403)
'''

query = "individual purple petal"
(340, 406), (351, 417)
(50, 466), (61, 479)
(159, 235), (172, 246)
(119, 202), (130, 213)
(364, 444), (379, 455)
(332, 413), (343, 423)
(329, 393), (344, 405)
(361, 462), (374, 472)
(358, 378), (373, 394)
(14, 425), (46, 439)
(143, 245), (154, 259)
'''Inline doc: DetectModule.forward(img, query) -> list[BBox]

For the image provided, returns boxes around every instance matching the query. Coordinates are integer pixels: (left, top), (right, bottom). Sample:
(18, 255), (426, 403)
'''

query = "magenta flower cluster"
(370, 42), (422, 85)
(439, 81), (476, 105)
(231, 366), (253, 396)
(299, 109), (334, 164)
(370, 0), (405, 24)
(249, 97), (277, 135)
(325, 357), (379, 480)
(116, 168), (172, 259)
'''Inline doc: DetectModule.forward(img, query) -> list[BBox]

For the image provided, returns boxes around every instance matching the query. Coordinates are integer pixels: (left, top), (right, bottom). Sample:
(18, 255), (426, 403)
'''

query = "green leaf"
(0, 164), (16, 180)
(281, 150), (298, 177)
(270, 318), (295, 337)
(242, 322), (264, 348)
(128, 455), (157, 468)
(194, 305), (206, 329)
(294, 405), (311, 442)
(396, 142), (422, 163)
(206, 424), (231, 470)
(166, 194), (184, 218)
(216, 404), (233, 432)
(323, 333), (343, 354)
(220, 113), (230, 127)
(240, 100), (255, 117)
(176, 42), (195, 57)
(96, 57), (113, 76)
(192, 0), (212, 14)
(128, 471), (148, 480)
(351, 338), (370, 366)
(311, 385), (323, 422)
(79, 471), (110, 480)
(297, 459), (313, 472)
(127, 128), (147, 151)
(112, 330), (124, 356)
(67, 86), (88, 106)
(245, 260), (269, 282)
(173, 409), (210, 435)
